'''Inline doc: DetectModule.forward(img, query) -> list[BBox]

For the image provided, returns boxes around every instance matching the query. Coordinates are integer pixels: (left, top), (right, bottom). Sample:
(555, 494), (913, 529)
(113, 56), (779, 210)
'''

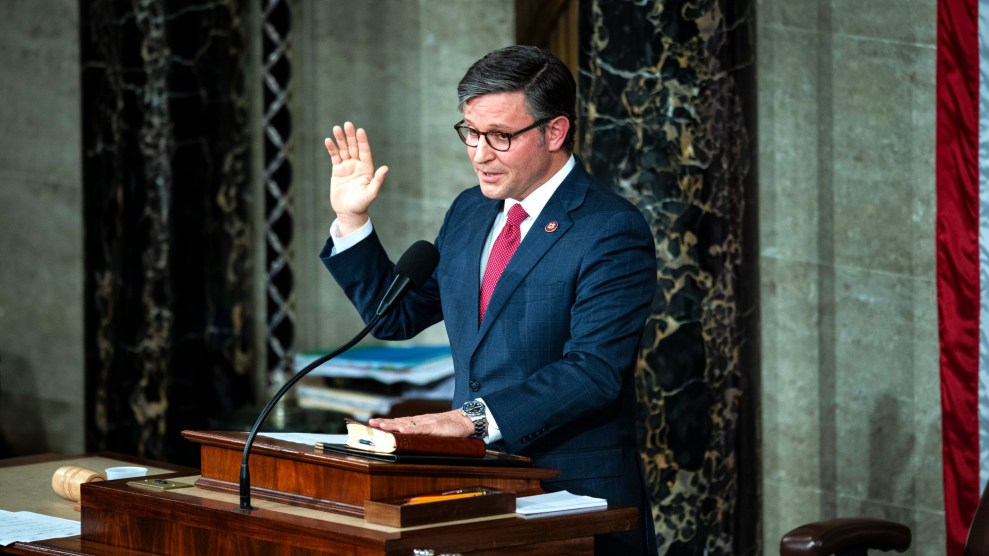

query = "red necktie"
(479, 203), (528, 323)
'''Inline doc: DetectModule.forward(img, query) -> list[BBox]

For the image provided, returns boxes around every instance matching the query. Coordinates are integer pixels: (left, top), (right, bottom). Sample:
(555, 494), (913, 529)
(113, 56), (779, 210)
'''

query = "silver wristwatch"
(461, 400), (487, 439)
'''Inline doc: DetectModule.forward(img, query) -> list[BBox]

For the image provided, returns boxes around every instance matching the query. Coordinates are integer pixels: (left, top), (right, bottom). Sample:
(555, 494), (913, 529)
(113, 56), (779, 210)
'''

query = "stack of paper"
(295, 345), (454, 385)
(292, 344), (455, 420)
(515, 491), (608, 515)
(0, 510), (80, 546)
(294, 377), (400, 420)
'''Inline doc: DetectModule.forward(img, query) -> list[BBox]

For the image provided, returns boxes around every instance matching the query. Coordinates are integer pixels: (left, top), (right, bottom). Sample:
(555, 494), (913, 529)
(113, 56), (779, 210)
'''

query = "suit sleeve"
(319, 229), (443, 340)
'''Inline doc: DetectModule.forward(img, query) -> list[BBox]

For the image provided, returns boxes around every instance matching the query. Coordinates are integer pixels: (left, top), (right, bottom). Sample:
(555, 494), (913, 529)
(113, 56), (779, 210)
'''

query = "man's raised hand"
(324, 121), (389, 235)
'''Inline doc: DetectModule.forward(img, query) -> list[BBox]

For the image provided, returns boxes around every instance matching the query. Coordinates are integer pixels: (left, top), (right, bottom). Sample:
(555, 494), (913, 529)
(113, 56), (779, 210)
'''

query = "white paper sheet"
(258, 432), (348, 446)
(515, 490), (608, 515)
(0, 509), (80, 546)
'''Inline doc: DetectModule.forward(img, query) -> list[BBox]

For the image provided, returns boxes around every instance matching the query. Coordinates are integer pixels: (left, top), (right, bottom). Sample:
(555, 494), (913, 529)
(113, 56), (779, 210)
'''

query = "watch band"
(461, 400), (487, 439)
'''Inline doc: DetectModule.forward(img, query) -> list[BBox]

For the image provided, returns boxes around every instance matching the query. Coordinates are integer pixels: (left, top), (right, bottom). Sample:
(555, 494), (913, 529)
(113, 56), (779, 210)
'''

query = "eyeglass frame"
(453, 116), (555, 152)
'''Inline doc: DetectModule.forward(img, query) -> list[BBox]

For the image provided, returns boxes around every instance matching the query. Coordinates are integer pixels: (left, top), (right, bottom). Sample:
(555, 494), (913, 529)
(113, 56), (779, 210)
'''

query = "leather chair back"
(966, 482), (989, 556)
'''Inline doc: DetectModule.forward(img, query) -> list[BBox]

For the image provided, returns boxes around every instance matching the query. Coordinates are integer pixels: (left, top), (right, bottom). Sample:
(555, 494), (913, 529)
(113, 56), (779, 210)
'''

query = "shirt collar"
(505, 155), (575, 220)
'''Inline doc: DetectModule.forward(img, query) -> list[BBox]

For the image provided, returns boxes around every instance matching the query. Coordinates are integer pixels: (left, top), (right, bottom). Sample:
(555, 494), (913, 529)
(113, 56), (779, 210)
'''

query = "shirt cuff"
(329, 218), (373, 254)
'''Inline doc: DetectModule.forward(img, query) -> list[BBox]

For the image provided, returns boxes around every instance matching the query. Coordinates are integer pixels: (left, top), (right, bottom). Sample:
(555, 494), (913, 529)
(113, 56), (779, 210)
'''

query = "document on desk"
(0, 509), (80, 546)
(515, 491), (608, 515)
(259, 432), (348, 446)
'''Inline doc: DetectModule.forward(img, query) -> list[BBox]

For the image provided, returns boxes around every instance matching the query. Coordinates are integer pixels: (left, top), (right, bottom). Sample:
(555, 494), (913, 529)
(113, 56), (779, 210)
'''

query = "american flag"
(937, 0), (986, 553)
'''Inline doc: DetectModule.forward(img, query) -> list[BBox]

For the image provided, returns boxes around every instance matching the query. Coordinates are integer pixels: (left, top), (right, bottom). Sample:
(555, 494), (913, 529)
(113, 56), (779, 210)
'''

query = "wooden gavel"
(51, 466), (105, 510)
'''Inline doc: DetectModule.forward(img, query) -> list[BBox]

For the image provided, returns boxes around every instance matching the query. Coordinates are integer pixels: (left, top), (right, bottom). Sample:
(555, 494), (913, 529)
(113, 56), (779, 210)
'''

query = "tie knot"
(506, 203), (528, 227)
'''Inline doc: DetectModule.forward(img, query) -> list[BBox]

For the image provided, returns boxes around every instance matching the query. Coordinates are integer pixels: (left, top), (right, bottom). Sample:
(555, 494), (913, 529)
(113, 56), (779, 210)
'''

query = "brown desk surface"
(0, 453), (186, 522)
(1, 452), (634, 555)
(0, 453), (195, 554)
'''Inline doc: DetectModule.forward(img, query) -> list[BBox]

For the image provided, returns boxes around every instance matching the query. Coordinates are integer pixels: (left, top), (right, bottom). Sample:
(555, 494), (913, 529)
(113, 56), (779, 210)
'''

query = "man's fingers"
(328, 122), (377, 168)
(366, 165), (388, 198)
(356, 127), (374, 166)
(344, 122), (360, 159)
(324, 137), (342, 164)
(332, 125), (349, 160)
(369, 412), (444, 435)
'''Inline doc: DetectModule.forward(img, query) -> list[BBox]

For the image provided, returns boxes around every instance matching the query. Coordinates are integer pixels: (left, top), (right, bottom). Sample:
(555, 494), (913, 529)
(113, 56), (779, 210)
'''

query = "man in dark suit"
(320, 45), (657, 555)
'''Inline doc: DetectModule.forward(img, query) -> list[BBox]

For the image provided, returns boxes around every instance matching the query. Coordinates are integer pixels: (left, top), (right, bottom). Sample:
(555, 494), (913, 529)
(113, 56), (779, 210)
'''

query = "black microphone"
(239, 240), (439, 510)
(376, 240), (441, 316)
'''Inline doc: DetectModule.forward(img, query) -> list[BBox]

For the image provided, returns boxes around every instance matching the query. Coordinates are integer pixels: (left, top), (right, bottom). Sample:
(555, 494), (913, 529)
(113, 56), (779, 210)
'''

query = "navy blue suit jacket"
(321, 163), (656, 550)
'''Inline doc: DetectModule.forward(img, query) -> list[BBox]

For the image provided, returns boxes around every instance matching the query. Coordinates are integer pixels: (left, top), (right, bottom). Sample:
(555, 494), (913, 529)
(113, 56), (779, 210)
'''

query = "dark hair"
(457, 45), (577, 152)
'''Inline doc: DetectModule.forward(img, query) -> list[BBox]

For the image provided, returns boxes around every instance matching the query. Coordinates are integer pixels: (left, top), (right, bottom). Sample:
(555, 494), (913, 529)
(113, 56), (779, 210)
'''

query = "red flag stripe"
(937, 0), (980, 554)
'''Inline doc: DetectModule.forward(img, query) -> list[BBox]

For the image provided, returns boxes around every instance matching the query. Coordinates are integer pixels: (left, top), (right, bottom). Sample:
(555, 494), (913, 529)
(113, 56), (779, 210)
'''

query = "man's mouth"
(477, 168), (502, 182)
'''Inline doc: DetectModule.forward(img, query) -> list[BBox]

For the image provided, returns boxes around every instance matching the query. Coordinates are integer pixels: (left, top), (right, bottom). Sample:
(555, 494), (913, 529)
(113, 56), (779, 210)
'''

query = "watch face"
(462, 400), (487, 438)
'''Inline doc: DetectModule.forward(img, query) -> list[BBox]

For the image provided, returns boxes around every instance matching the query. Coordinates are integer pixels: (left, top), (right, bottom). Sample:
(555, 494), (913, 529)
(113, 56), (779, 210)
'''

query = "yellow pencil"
(405, 491), (487, 505)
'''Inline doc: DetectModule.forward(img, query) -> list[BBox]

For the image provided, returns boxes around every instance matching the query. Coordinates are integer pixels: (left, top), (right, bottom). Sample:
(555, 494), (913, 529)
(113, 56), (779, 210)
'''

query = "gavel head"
(51, 465), (105, 502)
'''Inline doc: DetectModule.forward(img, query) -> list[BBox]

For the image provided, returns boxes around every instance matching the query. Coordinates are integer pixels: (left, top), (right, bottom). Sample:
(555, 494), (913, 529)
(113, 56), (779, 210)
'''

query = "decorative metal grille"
(262, 0), (295, 392)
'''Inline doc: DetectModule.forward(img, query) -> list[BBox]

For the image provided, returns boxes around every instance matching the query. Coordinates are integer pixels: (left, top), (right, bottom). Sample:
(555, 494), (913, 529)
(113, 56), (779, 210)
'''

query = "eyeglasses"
(453, 117), (554, 152)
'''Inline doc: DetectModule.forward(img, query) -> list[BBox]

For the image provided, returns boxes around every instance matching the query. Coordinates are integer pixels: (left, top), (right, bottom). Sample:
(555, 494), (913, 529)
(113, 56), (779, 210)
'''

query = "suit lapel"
(474, 166), (591, 342)
(441, 197), (501, 328)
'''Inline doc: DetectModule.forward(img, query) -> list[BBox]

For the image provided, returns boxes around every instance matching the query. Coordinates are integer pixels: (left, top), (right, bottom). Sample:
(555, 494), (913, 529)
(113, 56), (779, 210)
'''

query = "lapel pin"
(544, 221), (559, 233)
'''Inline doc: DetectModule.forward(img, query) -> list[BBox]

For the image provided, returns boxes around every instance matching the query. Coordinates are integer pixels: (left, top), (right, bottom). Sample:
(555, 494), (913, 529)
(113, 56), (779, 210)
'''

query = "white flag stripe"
(980, 1), (989, 493)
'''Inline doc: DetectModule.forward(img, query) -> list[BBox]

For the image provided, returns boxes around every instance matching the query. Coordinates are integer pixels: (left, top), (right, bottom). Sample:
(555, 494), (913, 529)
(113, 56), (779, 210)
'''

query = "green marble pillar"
(578, 1), (758, 553)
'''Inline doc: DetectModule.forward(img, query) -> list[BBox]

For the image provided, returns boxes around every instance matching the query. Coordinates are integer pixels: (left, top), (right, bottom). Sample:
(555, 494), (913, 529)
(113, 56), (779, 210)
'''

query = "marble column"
(578, 1), (757, 553)
(81, 0), (254, 464)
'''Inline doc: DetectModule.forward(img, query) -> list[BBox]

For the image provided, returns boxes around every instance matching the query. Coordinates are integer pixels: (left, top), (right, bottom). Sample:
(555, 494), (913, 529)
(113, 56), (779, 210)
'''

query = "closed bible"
(339, 418), (486, 458)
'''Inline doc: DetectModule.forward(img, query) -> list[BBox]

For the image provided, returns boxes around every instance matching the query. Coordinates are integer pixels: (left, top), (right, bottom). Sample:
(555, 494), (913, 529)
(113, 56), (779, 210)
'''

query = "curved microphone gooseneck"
(239, 240), (440, 510)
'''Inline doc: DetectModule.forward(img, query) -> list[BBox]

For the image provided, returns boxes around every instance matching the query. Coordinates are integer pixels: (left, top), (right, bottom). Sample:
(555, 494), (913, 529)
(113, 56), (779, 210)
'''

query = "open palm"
(324, 122), (389, 229)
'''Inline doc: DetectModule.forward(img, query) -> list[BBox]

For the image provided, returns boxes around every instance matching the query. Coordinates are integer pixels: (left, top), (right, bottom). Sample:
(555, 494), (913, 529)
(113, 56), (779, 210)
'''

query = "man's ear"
(545, 116), (570, 151)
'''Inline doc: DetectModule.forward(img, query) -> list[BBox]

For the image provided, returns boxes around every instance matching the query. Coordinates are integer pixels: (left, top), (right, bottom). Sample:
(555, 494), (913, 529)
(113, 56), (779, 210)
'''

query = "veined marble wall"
(80, 0), (255, 463)
(758, 0), (942, 554)
(578, 1), (756, 553)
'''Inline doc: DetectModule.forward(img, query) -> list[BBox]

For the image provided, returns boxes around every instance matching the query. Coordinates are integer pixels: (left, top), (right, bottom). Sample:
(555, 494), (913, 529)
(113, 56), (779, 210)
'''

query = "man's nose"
(473, 137), (496, 162)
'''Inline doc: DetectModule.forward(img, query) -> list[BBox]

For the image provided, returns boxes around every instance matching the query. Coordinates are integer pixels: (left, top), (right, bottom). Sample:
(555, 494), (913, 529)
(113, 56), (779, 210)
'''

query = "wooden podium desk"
(0, 442), (638, 555)
(0, 452), (196, 555)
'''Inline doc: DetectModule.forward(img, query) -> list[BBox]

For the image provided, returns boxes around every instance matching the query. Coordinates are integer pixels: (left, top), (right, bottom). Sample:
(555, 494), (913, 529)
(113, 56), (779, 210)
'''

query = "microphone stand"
(239, 313), (382, 510)
(238, 238), (437, 510)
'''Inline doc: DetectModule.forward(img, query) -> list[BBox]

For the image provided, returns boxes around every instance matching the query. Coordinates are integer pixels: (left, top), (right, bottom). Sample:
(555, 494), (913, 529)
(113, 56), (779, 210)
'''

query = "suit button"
(469, 379), (480, 392)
